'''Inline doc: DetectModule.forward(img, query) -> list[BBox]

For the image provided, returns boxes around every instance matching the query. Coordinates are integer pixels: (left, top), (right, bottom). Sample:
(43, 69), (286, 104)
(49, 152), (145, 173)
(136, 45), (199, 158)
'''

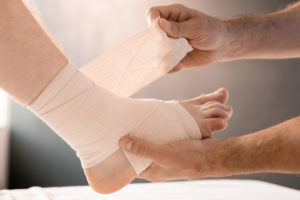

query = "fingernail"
(120, 138), (133, 151)
(161, 18), (172, 30)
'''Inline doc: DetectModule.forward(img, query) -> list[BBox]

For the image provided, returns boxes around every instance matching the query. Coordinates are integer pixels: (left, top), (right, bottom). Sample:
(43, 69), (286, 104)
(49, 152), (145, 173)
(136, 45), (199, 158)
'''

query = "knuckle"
(147, 7), (156, 15)
(172, 4), (185, 9)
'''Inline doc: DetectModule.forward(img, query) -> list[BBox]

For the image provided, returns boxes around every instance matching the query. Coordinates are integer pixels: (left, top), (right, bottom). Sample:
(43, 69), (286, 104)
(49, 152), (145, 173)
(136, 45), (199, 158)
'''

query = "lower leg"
(0, 0), (68, 104)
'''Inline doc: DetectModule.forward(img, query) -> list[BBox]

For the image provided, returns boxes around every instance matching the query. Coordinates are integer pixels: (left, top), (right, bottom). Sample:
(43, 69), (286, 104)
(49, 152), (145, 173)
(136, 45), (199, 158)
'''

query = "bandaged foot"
(29, 63), (231, 193)
(85, 88), (230, 193)
(28, 63), (231, 193)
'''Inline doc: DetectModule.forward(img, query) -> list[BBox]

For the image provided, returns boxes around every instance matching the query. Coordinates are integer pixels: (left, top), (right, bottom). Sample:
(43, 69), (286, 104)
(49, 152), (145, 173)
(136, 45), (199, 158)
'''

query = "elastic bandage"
(29, 19), (201, 174)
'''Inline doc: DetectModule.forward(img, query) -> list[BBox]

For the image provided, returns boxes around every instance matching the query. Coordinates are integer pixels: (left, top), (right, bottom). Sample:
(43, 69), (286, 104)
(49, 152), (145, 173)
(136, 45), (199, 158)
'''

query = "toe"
(202, 101), (232, 112)
(199, 124), (213, 139)
(209, 118), (228, 131)
(214, 88), (229, 104)
(204, 108), (229, 119)
(182, 88), (229, 105)
(200, 119), (227, 138)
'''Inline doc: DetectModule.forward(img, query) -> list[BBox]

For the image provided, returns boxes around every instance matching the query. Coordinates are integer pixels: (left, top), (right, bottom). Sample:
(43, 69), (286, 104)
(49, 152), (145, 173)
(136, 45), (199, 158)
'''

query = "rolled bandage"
(28, 19), (200, 174)
(80, 18), (193, 97)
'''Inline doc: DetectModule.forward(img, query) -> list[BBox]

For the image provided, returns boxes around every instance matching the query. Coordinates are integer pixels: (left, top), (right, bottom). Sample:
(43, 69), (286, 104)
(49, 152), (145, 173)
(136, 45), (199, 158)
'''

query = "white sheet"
(1, 180), (299, 200)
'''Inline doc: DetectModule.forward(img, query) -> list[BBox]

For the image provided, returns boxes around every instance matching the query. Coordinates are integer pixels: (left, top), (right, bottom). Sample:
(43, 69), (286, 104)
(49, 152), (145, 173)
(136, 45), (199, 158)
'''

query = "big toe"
(182, 87), (229, 105)
(213, 88), (229, 104)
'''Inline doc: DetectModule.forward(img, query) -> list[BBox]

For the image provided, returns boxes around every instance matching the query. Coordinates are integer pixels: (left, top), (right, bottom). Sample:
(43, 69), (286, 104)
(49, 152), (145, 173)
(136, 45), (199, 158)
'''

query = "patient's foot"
(180, 88), (232, 138)
(85, 88), (232, 194)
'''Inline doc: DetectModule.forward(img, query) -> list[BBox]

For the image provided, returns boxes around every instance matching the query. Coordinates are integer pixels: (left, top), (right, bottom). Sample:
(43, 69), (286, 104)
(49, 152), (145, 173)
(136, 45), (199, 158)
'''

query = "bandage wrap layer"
(29, 19), (201, 174)
(80, 18), (193, 97)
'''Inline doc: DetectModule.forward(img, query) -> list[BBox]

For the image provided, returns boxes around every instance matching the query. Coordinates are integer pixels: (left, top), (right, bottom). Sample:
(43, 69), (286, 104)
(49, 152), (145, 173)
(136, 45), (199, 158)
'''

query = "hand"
(146, 4), (232, 72)
(119, 136), (227, 182)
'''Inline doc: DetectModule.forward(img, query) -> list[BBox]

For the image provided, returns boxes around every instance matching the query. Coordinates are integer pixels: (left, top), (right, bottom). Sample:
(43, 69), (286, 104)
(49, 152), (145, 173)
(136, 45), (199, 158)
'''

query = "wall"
(9, 0), (300, 189)
(0, 90), (10, 189)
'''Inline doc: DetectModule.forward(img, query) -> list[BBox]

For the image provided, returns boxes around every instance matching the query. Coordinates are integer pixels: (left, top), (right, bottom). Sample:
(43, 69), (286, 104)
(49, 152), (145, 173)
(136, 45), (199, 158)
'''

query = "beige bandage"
(29, 19), (200, 174)
(80, 18), (193, 97)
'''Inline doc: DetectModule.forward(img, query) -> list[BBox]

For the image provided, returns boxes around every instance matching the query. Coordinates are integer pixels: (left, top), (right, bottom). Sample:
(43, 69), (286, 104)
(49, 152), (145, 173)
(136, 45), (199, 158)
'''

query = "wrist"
(211, 137), (239, 177)
(203, 137), (245, 178)
(220, 14), (272, 62)
(217, 18), (246, 62)
(214, 19), (235, 62)
(193, 138), (235, 178)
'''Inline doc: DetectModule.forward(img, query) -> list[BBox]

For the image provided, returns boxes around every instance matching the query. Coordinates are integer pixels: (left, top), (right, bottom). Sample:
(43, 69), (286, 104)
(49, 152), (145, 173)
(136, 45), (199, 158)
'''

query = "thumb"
(159, 18), (192, 39)
(119, 136), (163, 161)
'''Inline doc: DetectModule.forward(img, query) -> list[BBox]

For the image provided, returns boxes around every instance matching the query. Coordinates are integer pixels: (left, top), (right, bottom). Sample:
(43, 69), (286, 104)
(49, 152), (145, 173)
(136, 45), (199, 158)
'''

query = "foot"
(85, 88), (232, 194)
(180, 88), (232, 138)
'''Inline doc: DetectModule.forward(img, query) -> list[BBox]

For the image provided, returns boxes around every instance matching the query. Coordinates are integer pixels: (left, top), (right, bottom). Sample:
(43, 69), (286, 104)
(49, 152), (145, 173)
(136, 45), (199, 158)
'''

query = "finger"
(159, 18), (195, 39)
(145, 7), (161, 25)
(179, 49), (217, 68)
(138, 164), (172, 182)
(137, 163), (161, 181)
(119, 136), (165, 162)
(146, 4), (194, 25)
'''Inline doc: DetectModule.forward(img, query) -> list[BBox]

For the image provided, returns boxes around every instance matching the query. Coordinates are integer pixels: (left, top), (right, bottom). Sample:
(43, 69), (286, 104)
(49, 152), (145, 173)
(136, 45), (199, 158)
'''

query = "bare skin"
(0, 0), (68, 104)
(120, 116), (300, 181)
(119, 2), (300, 181)
(0, 0), (233, 194)
(145, 3), (300, 72)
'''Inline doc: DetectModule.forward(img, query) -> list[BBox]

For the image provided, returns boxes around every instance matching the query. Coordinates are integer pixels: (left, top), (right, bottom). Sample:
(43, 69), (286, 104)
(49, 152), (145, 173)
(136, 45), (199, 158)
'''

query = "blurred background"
(0, 0), (299, 190)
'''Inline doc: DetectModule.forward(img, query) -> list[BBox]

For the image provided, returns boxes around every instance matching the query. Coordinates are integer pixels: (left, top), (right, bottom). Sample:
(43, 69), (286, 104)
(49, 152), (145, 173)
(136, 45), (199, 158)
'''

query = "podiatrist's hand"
(119, 136), (226, 182)
(147, 4), (232, 72)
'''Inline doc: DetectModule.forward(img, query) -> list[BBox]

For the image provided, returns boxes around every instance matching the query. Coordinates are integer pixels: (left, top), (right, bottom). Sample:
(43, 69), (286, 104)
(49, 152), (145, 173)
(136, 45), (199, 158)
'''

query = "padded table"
(1, 179), (299, 200)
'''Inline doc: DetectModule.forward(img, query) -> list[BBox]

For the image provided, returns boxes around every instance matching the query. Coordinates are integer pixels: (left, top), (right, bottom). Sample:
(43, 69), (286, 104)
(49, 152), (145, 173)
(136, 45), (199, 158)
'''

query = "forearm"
(211, 116), (300, 177)
(0, 0), (68, 105)
(222, 2), (300, 61)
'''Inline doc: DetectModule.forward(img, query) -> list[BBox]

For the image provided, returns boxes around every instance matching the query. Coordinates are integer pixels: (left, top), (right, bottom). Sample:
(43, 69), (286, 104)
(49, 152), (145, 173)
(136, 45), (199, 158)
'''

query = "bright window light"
(0, 89), (9, 128)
